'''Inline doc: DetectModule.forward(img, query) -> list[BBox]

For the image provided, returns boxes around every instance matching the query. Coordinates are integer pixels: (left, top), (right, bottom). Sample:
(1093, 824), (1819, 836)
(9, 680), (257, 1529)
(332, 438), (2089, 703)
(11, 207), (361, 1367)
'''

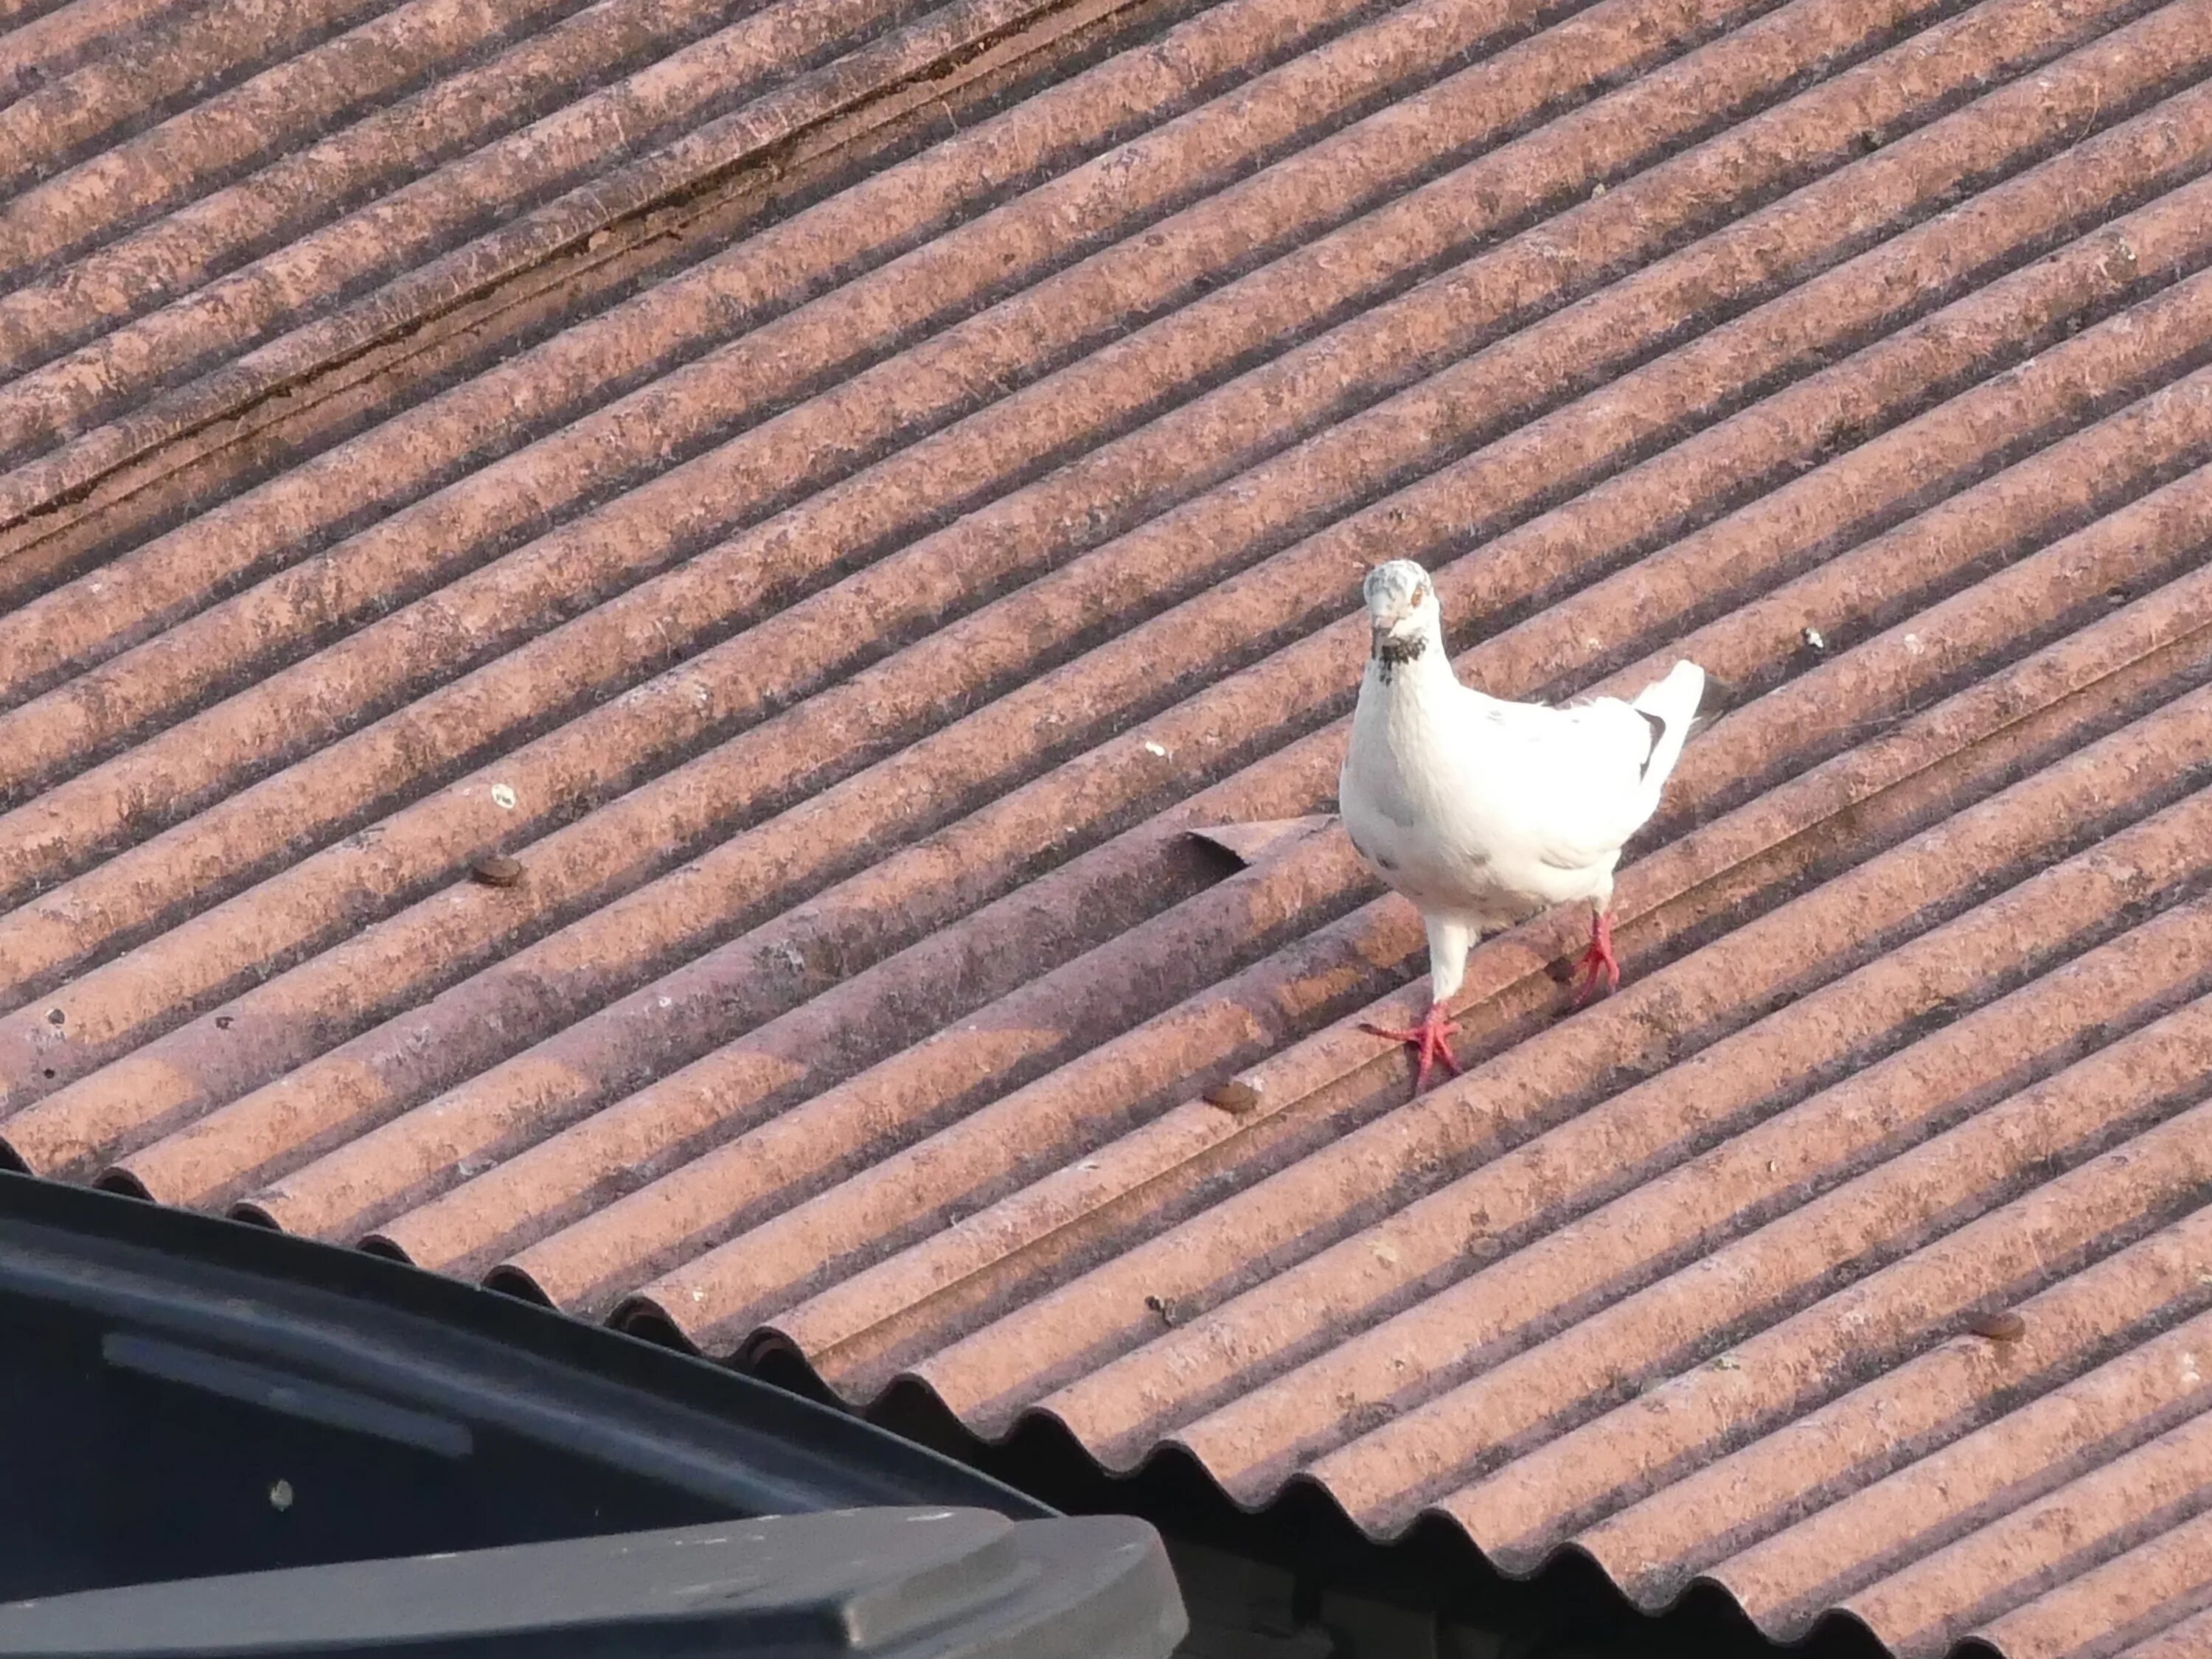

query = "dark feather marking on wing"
(1636, 709), (1667, 779)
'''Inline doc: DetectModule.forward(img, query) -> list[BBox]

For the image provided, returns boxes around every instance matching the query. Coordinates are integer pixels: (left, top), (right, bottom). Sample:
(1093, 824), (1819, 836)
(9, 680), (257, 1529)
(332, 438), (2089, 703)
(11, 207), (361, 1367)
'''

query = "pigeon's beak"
(1368, 596), (1419, 642)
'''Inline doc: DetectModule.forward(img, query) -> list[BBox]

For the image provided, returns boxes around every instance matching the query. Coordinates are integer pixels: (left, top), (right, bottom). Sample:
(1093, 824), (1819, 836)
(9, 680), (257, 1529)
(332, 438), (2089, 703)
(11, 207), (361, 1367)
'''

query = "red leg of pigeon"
(1571, 909), (1621, 1005)
(1360, 1002), (1463, 1091)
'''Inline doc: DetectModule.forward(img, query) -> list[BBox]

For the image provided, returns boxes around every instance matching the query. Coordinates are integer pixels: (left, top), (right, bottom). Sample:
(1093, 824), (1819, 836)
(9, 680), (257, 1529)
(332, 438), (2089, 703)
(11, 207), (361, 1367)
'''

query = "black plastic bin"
(0, 1174), (1186, 1658)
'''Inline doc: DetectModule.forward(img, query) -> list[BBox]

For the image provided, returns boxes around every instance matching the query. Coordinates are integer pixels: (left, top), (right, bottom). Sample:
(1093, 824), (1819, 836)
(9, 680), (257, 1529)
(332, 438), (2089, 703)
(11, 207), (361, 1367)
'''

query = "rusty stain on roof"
(6, 0), (2212, 1649)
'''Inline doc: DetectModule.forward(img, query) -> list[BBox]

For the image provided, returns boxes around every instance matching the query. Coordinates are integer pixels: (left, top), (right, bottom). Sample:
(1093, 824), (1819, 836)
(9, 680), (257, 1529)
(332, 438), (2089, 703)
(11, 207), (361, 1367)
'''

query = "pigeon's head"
(1362, 559), (1441, 653)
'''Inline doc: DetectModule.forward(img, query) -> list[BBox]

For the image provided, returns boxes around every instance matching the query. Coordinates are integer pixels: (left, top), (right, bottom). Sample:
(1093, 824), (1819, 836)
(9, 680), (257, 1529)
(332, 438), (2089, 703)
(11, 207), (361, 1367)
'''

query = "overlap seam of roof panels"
(5, 0), (2212, 1652)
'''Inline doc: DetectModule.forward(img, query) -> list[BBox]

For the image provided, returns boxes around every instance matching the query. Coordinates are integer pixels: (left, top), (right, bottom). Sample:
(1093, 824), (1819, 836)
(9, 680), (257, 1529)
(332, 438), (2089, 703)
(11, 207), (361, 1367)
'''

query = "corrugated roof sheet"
(6, 0), (2212, 1649)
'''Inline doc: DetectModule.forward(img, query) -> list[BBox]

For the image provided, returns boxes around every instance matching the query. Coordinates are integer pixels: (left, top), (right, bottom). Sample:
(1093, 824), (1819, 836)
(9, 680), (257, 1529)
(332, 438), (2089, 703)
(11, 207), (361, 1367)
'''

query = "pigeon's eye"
(1411, 582), (1430, 606)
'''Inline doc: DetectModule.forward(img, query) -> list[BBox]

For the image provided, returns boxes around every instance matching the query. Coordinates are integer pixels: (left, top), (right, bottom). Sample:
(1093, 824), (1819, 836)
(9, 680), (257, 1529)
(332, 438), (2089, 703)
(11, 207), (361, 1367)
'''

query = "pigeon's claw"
(1571, 909), (1621, 1005)
(1360, 1002), (1463, 1091)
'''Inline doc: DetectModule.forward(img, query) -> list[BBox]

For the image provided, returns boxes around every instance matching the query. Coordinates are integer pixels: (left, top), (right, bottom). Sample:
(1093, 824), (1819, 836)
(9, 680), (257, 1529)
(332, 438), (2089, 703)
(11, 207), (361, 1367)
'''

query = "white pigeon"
(1338, 558), (1707, 1089)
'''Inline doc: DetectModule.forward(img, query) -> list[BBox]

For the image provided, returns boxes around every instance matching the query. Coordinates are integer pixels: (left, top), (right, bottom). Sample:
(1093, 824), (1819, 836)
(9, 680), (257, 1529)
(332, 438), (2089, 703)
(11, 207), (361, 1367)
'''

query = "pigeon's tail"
(1630, 659), (1708, 801)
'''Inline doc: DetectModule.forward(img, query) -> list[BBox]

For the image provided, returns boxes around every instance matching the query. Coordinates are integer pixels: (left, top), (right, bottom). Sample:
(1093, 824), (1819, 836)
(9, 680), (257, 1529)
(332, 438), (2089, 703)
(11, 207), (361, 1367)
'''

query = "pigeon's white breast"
(1341, 666), (1616, 919)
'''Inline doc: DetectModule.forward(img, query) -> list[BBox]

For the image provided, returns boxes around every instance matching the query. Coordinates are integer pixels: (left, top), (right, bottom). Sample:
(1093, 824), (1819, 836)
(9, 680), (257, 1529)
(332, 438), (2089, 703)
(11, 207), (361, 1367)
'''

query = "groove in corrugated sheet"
(8, 0), (2212, 1652)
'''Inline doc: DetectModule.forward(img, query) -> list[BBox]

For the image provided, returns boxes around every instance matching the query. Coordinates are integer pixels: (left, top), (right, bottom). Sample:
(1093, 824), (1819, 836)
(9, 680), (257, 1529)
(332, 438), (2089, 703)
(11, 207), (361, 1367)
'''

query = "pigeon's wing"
(1472, 695), (1676, 873)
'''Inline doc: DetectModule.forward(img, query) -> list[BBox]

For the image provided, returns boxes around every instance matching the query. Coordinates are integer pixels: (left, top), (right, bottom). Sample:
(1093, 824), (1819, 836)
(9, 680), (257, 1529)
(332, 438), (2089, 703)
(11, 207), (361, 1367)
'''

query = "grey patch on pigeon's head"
(1362, 559), (1434, 624)
(1363, 560), (1440, 681)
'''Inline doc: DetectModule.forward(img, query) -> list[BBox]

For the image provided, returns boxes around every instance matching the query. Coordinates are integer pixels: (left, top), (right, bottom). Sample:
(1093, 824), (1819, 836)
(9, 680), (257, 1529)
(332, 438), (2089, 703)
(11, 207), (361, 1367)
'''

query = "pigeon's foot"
(1571, 910), (1621, 1006)
(1360, 1001), (1463, 1092)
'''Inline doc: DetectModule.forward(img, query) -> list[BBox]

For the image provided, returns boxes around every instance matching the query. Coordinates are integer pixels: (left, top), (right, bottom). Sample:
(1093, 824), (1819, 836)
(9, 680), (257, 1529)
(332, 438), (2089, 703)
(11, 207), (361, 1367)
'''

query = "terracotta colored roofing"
(7, 0), (2212, 1649)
